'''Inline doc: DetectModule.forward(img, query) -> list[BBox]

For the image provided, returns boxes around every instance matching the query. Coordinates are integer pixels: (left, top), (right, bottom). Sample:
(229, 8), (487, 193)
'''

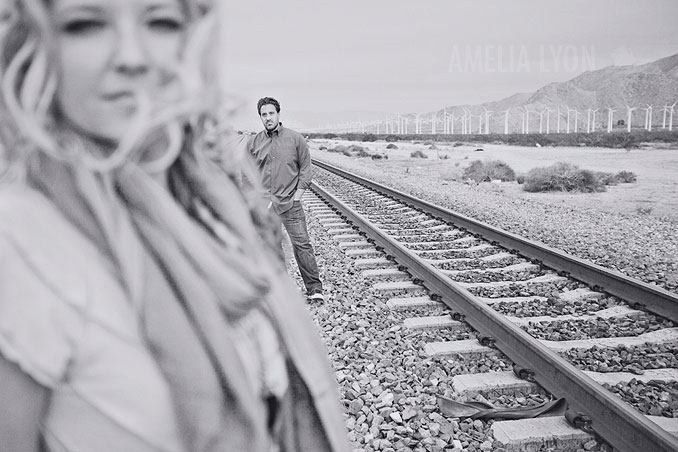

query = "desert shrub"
(410, 150), (428, 159)
(516, 175), (525, 184)
(429, 144), (438, 150)
(453, 142), (464, 147)
(523, 162), (606, 193)
(323, 133), (338, 139)
(423, 140), (433, 146)
(386, 143), (398, 150)
(474, 148), (484, 152)
(319, 146), (327, 151)
(462, 160), (516, 183)
(439, 154), (449, 159)
(371, 154), (387, 160)
(384, 135), (399, 142)
(595, 171), (617, 186)
(330, 144), (370, 157)
(615, 170), (637, 183)
(361, 133), (378, 142)
(327, 145), (347, 154)
(636, 205), (653, 215)
(355, 146), (371, 157)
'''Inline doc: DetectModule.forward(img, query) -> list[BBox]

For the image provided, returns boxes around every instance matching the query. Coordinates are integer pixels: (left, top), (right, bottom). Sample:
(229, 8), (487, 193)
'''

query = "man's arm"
(294, 135), (311, 201)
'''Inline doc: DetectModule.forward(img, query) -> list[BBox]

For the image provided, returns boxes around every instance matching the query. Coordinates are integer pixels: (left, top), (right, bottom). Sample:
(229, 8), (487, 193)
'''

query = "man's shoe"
(307, 289), (325, 302)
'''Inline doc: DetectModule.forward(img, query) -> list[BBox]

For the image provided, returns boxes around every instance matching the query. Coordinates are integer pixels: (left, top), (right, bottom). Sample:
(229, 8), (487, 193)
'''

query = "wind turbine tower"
(463, 108), (470, 135)
(662, 104), (670, 130)
(545, 107), (551, 134)
(591, 108), (598, 132)
(643, 105), (654, 131)
(524, 108), (530, 134)
(483, 108), (492, 134)
(538, 109), (545, 134)
(606, 107), (615, 133)
(669, 102), (676, 132)
(626, 106), (636, 133)
(573, 109), (580, 133)
(556, 107), (562, 133)
(565, 107), (571, 134)
(503, 109), (510, 134)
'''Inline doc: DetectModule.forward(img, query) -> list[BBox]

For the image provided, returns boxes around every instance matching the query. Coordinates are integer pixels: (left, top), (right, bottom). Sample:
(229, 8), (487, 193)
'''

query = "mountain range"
(296, 51), (678, 133)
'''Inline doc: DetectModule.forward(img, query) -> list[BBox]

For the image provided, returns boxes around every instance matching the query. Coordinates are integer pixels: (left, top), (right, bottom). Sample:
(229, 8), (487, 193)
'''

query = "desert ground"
(309, 139), (678, 221)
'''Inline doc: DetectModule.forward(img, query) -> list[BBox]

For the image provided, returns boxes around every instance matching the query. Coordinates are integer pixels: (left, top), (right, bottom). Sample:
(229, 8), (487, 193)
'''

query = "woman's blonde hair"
(0, 0), (223, 177)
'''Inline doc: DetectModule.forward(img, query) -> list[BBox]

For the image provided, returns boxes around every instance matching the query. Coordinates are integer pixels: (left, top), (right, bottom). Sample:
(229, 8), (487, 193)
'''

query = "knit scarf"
(27, 140), (349, 452)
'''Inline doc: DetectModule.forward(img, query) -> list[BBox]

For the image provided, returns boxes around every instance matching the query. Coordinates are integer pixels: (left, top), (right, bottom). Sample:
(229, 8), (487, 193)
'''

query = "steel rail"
(313, 159), (678, 324)
(312, 179), (678, 452)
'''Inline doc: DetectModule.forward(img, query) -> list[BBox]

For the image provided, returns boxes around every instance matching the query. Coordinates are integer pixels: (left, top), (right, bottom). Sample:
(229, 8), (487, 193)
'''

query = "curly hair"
(0, 0), (218, 175)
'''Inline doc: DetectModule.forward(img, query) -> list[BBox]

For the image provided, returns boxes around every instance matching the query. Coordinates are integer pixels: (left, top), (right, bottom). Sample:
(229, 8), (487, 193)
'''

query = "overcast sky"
(218, 0), (678, 130)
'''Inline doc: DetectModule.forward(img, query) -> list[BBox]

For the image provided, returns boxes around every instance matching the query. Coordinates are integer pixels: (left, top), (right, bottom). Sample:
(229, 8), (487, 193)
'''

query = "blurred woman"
(0, 1), (349, 451)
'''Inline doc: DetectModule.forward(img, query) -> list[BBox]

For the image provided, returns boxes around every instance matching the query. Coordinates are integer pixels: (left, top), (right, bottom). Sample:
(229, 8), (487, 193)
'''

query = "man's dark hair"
(257, 97), (281, 115)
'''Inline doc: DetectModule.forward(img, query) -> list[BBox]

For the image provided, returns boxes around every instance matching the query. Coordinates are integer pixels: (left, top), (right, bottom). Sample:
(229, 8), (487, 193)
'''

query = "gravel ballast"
(311, 147), (678, 294)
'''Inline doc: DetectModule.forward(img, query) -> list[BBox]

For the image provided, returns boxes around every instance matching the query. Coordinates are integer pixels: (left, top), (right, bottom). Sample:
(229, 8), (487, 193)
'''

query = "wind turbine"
(545, 107), (552, 134)
(565, 107), (571, 134)
(431, 112), (437, 135)
(573, 109), (580, 133)
(591, 108), (598, 132)
(606, 107), (616, 133)
(557, 107), (565, 134)
(502, 109), (510, 134)
(483, 107), (493, 134)
(538, 109), (545, 134)
(669, 102), (676, 132)
(586, 108), (593, 133)
(414, 113), (421, 134)
(661, 104), (670, 130)
(463, 108), (471, 135)
(524, 108), (531, 134)
(626, 105), (636, 133)
(643, 105), (653, 131)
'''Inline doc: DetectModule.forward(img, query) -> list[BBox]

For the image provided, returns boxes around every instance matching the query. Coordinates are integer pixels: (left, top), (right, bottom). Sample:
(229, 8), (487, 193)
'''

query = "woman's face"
(50, 0), (188, 144)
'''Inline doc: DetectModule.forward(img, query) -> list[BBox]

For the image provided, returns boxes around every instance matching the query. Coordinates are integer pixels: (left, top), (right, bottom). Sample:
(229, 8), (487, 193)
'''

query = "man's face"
(259, 104), (280, 131)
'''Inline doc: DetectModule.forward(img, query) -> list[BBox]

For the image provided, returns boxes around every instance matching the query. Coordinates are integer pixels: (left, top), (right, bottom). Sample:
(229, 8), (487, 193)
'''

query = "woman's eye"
(147, 17), (185, 33)
(61, 19), (105, 35)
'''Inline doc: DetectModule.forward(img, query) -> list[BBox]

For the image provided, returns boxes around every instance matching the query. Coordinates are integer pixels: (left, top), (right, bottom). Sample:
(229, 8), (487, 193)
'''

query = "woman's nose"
(112, 23), (149, 76)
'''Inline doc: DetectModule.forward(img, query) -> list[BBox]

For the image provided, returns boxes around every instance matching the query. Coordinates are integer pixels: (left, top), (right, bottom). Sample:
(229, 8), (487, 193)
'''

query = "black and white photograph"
(1, 1), (677, 451)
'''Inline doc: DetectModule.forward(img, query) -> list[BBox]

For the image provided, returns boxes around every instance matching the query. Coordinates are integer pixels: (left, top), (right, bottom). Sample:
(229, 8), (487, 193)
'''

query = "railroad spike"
(512, 364), (536, 382)
(478, 335), (495, 347)
(565, 409), (594, 433)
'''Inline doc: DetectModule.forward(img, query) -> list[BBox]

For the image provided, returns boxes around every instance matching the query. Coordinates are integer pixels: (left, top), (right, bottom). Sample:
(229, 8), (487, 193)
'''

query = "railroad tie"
(386, 296), (442, 310)
(425, 327), (678, 358)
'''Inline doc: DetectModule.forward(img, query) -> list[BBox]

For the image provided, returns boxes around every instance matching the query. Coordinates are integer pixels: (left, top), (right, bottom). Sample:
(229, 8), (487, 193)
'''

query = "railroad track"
(306, 159), (678, 452)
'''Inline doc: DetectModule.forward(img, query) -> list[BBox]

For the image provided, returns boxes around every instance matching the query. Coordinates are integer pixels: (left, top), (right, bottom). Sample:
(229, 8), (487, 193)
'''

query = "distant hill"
(306, 52), (678, 134)
(425, 52), (678, 133)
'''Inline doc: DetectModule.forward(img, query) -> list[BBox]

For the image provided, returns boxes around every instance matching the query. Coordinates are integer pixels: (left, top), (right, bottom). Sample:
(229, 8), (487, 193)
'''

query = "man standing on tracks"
(249, 97), (325, 302)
